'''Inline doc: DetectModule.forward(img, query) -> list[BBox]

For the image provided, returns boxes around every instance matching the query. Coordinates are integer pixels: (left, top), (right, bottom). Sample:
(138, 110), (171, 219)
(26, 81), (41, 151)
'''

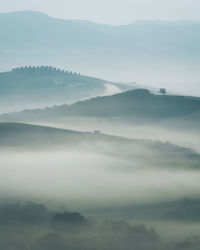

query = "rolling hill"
(1, 122), (199, 170)
(2, 89), (200, 127)
(0, 66), (132, 113)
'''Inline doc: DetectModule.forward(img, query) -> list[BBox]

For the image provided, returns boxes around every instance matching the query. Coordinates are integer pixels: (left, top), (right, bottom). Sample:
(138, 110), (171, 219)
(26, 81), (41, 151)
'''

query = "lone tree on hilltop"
(159, 88), (167, 95)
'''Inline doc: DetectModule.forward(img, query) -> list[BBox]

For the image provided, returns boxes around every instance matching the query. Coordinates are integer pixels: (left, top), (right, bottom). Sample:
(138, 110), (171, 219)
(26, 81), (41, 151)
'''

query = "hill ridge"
(1, 89), (200, 122)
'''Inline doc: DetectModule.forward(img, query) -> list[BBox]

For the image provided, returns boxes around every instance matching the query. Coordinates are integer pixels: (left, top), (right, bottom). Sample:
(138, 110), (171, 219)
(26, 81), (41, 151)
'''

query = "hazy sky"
(1, 0), (200, 24)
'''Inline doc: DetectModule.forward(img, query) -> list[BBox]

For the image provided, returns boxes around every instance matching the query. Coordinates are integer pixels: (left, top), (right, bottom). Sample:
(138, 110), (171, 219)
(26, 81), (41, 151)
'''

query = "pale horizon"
(2, 9), (200, 26)
(1, 0), (200, 25)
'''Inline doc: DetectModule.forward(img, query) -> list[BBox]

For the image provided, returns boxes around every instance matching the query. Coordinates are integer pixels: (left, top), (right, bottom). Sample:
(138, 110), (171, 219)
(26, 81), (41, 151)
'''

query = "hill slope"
(0, 66), (131, 113)
(2, 89), (200, 126)
(1, 122), (199, 170)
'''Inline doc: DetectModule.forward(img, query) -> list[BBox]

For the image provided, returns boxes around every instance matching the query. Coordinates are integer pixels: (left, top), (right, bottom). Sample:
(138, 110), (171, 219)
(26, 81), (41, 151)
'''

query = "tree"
(159, 88), (167, 95)
(53, 211), (87, 226)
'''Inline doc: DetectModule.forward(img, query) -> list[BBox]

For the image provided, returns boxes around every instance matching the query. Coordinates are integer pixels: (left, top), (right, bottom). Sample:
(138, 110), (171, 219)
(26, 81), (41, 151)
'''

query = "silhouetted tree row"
(12, 66), (81, 75)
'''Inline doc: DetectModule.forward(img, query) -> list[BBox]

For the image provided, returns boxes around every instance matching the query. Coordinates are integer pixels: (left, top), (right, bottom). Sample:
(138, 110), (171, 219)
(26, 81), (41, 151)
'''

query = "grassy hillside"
(2, 89), (200, 125)
(0, 66), (131, 113)
(0, 66), (104, 92)
(59, 89), (200, 119)
(1, 122), (199, 170)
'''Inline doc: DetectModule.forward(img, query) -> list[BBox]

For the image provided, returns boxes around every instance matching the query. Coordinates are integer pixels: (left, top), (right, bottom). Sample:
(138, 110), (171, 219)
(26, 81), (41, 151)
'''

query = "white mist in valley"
(35, 117), (200, 153)
(1, 150), (200, 208)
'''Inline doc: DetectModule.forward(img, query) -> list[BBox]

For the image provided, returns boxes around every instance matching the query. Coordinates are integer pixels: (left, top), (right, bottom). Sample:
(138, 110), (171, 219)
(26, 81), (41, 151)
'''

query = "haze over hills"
(85, 198), (200, 222)
(1, 122), (199, 170)
(1, 11), (200, 95)
(0, 66), (133, 113)
(1, 5), (200, 249)
(1, 11), (199, 60)
(2, 89), (200, 128)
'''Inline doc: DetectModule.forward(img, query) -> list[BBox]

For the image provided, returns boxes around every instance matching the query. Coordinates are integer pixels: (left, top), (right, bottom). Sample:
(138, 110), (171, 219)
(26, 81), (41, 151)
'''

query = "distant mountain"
(1, 122), (199, 170)
(1, 11), (199, 60)
(1, 11), (200, 95)
(0, 66), (132, 113)
(2, 89), (200, 126)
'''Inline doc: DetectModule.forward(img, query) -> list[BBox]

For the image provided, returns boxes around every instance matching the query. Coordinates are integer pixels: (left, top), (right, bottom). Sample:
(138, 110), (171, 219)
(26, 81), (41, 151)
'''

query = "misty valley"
(1, 9), (200, 250)
(1, 70), (200, 249)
